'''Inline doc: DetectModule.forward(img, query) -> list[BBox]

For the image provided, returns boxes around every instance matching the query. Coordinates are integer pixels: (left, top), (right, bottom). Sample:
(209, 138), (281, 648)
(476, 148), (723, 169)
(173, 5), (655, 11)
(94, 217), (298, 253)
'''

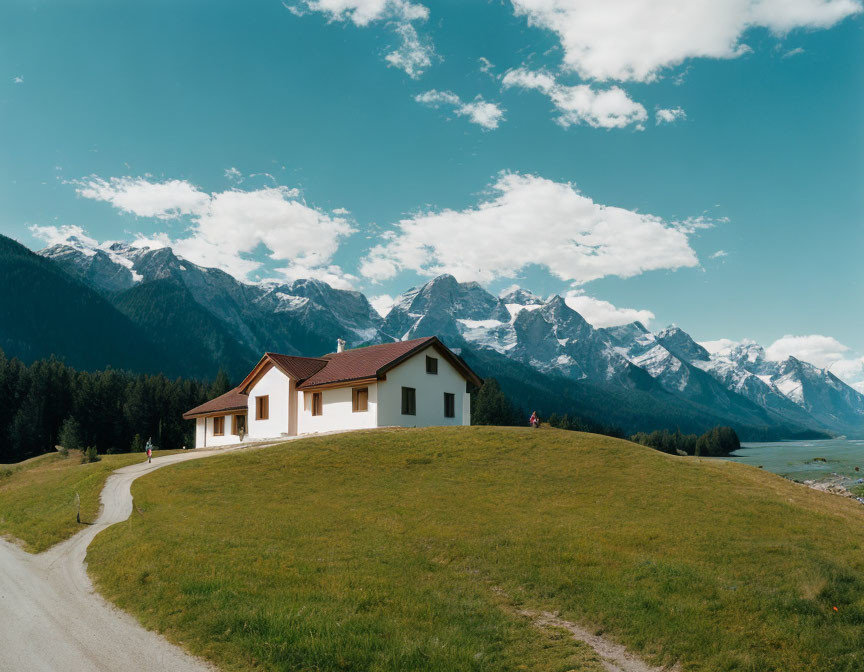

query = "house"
(182, 336), (483, 448)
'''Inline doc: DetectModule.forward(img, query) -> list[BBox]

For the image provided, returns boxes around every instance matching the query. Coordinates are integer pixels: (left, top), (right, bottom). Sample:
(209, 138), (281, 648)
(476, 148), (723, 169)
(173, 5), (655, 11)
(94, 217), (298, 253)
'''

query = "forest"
(0, 348), (227, 463)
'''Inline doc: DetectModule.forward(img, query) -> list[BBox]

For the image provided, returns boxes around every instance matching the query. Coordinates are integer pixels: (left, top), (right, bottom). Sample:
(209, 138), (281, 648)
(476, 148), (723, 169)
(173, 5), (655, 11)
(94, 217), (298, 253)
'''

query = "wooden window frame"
(311, 391), (323, 416)
(426, 355), (438, 375)
(352, 387), (369, 413)
(231, 414), (246, 436)
(255, 395), (269, 420)
(444, 392), (455, 418)
(213, 416), (225, 436)
(401, 386), (416, 416)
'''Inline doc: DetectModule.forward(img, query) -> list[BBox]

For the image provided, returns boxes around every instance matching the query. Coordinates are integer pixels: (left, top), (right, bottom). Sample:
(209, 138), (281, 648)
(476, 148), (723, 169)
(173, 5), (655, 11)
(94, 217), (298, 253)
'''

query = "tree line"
(0, 348), (230, 463)
(630, 426), (741, 457)
(471, 378), (624, 438)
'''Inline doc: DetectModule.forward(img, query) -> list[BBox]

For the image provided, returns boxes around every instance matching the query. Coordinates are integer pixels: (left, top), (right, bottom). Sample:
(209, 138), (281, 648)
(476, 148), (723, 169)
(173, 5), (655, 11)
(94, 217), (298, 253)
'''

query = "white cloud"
(75, 176), (211, 219)
(501, 67), (647, 129)
(710, 249), (728, 259)
(332, 207), (351, 215)
(12, 76), (23, 84)
(291, 0), (434, 78)
(360, 172), (703, 284)
(700, 338), (742, 356)
(30, 224), (97, 249)
(478, 56), (495, 74)
(384, 22), (433, 78)
(656, 107), (687, 124)
(224, 167), (243, 182)
(75, 176), (355, 284)
(766, 334), (850, 368)
(564, 292), (655, 328)
(509, 0), (861, 83)
(415, 90), (505, 129)
(370, 293), (396, 317)
(783, 46), (806, 57)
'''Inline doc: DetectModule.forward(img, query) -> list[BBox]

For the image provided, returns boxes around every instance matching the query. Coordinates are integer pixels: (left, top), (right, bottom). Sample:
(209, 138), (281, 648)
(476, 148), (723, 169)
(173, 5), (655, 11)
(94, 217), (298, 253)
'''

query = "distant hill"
(0, 235), (172, 374)
(111, 279), (259, 381)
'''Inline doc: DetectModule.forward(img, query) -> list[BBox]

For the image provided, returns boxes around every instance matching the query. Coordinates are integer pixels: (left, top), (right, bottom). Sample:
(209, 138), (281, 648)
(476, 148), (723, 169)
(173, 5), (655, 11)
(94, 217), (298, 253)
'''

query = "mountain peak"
(500, 286), (544, 306)
(656, 325), (710, 362)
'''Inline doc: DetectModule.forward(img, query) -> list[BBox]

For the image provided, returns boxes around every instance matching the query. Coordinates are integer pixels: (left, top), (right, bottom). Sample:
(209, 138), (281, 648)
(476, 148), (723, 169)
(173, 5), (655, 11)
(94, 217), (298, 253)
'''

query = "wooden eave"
(297, 376), (380, 392)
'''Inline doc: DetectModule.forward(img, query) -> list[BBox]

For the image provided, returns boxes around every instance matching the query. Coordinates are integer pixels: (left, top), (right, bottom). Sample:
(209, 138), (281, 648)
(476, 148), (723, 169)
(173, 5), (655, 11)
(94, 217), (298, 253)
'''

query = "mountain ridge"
(26, 236), (864, 438)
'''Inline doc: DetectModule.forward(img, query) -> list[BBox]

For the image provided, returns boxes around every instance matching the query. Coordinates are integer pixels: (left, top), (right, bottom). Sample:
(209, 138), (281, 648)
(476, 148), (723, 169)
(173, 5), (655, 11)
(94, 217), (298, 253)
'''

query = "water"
(726, 438), (864, 485)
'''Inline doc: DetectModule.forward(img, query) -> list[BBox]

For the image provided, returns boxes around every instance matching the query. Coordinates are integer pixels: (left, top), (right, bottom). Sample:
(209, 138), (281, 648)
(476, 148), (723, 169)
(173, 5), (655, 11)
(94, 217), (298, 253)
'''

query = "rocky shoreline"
(801, 474), (864, 504)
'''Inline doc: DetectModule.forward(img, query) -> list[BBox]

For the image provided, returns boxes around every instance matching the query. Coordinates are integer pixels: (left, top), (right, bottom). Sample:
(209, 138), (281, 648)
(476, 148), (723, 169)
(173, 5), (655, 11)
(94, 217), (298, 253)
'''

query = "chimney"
(337, 338), (346, 353)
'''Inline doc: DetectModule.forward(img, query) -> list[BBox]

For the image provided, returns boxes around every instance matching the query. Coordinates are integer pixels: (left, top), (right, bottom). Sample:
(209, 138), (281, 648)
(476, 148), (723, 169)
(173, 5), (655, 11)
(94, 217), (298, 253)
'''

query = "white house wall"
(246, 365), (293, 440)
(196, 414), (248, 448)
(195, 418), (205, 448)
(377, 347), (469, 428)
(298, 383), (378, 435)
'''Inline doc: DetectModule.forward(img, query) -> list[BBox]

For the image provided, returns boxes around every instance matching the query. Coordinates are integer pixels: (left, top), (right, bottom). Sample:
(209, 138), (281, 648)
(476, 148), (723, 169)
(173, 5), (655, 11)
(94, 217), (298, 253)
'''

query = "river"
(726, 438), (864, 486)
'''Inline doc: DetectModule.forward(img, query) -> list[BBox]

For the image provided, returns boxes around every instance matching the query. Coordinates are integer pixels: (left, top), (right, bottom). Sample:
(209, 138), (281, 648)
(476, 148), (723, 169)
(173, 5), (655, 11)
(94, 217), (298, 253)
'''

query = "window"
(444, 393), (455, 418)
(401, 386), (416, 415)
(232, 414), (246, 436)
(213, 416), (225, 436)
(352, 387), (368, 413)
(426, 355), (438, 374)
(255, 395), (269, 420)
(311, 392), (323, 416)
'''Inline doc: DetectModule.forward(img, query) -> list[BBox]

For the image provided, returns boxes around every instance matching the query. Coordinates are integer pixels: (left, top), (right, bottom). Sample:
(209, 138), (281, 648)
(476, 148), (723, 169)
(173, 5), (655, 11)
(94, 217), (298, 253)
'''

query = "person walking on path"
(145, 438), (153, 464)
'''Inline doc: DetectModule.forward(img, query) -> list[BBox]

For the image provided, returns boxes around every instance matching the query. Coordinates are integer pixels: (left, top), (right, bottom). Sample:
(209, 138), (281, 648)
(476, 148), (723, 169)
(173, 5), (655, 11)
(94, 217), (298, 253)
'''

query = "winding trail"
(0, 449), (238, 672)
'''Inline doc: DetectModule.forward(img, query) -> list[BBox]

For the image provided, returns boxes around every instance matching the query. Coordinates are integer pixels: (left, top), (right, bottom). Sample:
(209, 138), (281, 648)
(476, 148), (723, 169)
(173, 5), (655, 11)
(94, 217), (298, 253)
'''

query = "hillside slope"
(112, 279), (259, 381)
(0, 235), (174, 374)
(89, 427), (864, 672)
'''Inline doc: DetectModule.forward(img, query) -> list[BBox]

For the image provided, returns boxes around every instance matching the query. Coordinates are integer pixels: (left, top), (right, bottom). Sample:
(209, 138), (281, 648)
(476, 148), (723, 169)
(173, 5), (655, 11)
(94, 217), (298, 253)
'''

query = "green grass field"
(87, 427), (864, 671)
(0, 449), (178, 552)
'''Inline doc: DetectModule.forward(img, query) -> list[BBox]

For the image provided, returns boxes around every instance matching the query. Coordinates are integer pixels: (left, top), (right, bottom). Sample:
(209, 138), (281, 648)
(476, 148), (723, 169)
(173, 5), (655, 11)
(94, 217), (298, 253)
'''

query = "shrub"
(82, 446), (100, 464)
(130, 434), (145, 453)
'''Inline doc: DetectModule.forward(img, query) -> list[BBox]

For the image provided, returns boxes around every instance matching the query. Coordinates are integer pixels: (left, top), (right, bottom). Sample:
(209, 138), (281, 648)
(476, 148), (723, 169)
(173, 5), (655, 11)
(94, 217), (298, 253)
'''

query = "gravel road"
(0, 450), (230, 672)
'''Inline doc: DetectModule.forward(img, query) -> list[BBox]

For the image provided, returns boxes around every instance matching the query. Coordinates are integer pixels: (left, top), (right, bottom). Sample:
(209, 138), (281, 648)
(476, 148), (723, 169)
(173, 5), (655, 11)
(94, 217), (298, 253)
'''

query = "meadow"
(0, 449), (177, 552)
(82, 426), (864, 671)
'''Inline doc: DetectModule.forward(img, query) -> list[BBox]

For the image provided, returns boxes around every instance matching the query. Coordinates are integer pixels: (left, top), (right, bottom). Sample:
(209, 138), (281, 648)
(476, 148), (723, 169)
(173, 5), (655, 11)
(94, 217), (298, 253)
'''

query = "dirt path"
(520, 609), (679, 672)
(0, 449), (235, 672)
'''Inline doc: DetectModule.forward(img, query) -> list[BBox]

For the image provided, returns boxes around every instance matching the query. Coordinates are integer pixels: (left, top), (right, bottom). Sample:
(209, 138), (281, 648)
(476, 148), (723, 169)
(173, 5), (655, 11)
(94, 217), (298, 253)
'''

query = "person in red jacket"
(529, 411), (539, 428)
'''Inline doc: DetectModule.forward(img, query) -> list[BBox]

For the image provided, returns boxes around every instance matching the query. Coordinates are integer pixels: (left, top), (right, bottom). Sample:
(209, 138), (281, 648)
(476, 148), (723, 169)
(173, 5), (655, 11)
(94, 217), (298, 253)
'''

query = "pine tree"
(58, 416), (82, 454)
(208, 369), (231, 398)
(471, 378), (520, 426)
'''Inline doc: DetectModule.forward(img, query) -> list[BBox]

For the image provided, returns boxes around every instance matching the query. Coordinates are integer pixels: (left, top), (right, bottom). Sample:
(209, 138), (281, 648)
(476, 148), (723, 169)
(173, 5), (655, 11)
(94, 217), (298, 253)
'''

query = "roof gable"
(238, 352), (328, 394)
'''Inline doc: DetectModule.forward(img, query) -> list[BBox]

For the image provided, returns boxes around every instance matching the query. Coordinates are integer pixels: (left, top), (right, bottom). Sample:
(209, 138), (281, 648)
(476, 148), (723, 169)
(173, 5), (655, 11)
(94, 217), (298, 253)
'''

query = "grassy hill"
(0, 449), (178, 552)
(87, 427), (864, 671)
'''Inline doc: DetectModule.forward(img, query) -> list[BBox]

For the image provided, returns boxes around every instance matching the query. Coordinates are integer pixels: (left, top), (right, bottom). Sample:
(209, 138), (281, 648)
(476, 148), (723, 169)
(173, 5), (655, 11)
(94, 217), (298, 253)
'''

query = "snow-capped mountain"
(39, 240), (382, 357)
(383, 275), (646, 387)
(36, 239), (864, 437)
(688, 338), (864, 433)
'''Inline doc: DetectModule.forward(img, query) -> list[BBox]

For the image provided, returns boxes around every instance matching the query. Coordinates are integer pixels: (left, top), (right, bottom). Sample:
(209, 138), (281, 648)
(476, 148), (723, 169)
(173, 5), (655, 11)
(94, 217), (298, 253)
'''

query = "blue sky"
(2, 0), (862, 384)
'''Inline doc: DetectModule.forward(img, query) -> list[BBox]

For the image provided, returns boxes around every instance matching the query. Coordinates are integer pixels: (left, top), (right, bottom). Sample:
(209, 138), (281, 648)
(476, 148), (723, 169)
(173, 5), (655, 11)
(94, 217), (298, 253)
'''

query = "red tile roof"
(183, 386), (248, 419)
(298, 337), (437, 389)
(267, 353), (328, 381)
